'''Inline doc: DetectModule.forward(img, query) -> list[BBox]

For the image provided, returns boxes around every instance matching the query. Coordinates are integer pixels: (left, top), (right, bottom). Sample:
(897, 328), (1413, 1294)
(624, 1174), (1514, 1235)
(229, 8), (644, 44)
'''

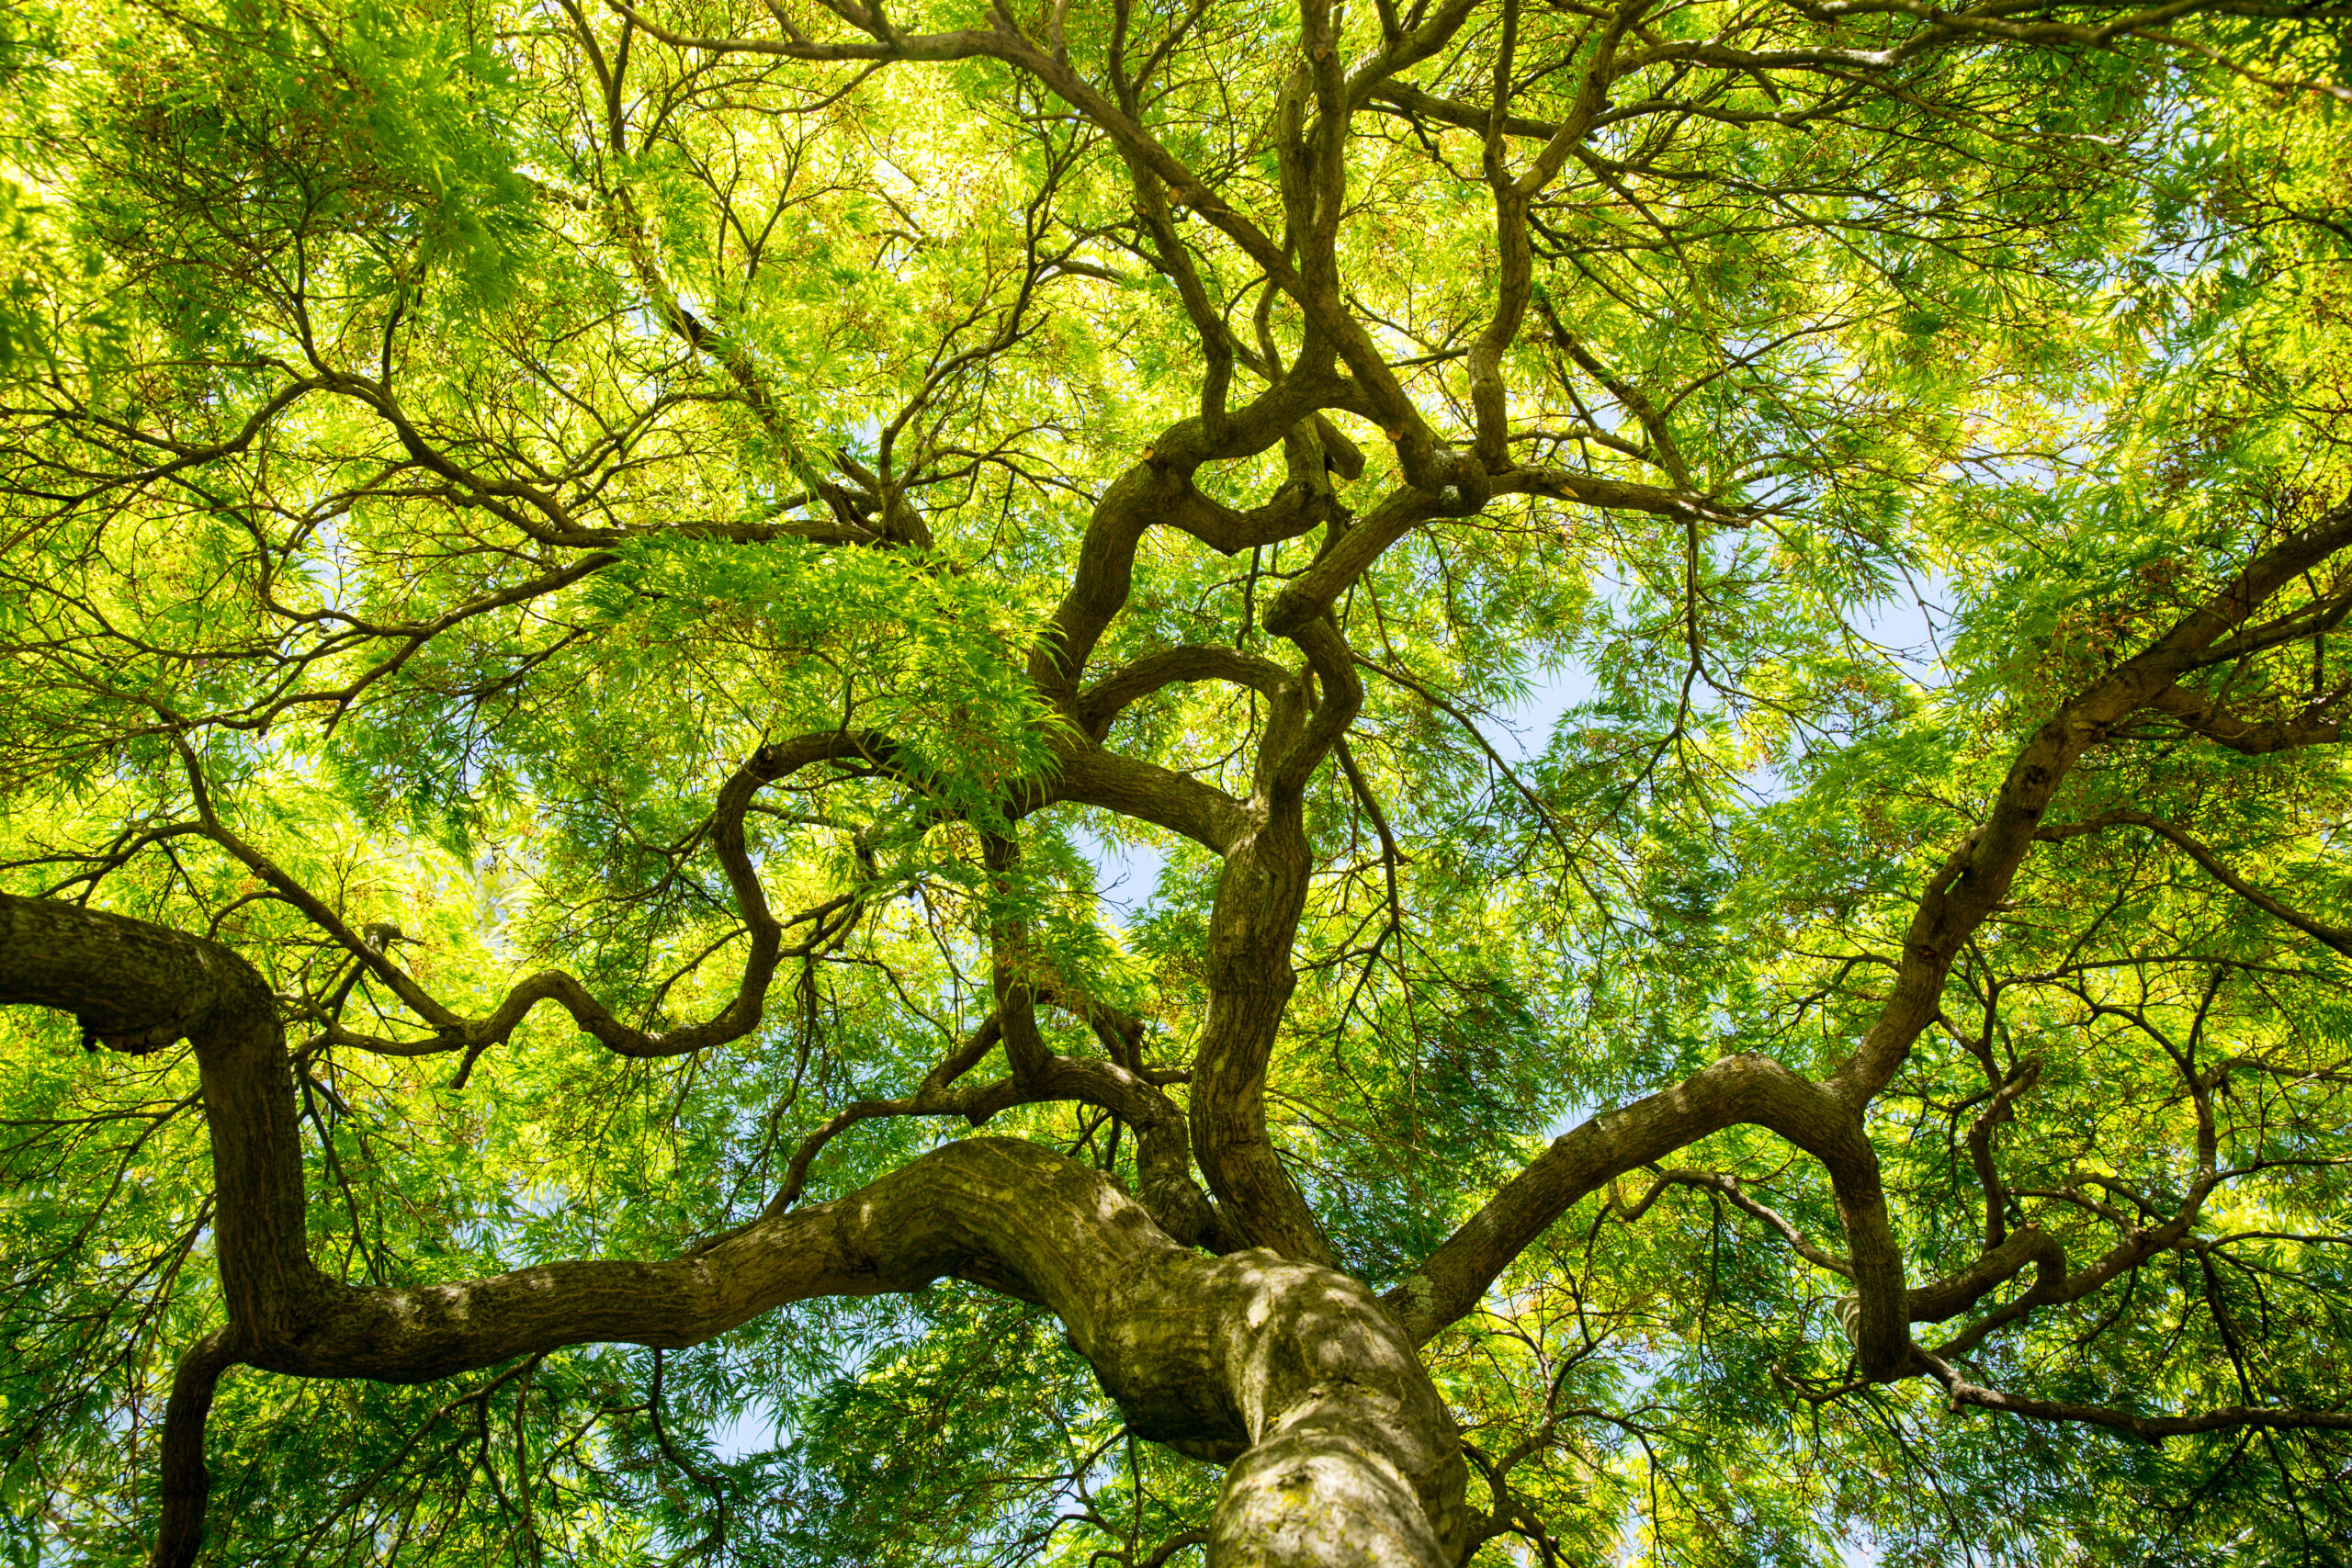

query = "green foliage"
(2, 0), (2350, 1562)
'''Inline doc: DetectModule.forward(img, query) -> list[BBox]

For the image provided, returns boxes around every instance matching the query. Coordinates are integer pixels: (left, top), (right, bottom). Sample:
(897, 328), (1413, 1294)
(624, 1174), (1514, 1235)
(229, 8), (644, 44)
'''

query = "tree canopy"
(2, 0), (2350, 1562)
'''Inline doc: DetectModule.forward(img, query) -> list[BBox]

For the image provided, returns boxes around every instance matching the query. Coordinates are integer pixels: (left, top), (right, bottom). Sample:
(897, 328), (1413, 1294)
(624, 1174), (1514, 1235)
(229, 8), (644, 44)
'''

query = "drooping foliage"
(2, 0), (2350, 1562)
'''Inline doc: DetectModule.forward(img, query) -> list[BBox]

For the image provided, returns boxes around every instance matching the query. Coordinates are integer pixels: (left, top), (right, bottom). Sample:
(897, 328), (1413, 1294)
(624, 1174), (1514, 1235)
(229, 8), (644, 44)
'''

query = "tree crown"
(2, 0), (2350, 1561)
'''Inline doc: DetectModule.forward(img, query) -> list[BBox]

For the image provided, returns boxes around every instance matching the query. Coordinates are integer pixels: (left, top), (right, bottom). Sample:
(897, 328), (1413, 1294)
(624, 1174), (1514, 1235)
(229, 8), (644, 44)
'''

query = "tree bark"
(0, 893), (1465, 1567)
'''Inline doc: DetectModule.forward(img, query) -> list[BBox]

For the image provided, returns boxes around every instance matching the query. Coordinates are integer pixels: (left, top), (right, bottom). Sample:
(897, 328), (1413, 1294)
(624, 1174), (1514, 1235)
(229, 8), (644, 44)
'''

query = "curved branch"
(187, 729), (902, 1074)
(1040, 748), (1251, 852)
(3, 896), (1462, 1566)
(10, 377), (322, 513)
(2040, 809), (2352, 956)
(2144, 682), (2346, 755)
(1077, 645), (1295, 739)
(1907, 1225), (2068, 1326)
(1030, 388), (1342, 704)
(1264, 488), (1444, 637)
(1917, 1352), (2352, 1442)
(153, 1330), (234, 1568)
(1830, 496), (2352, 1108)
(1186, 806), (1341, 1268)
(1383, 1052), (1908, 1374)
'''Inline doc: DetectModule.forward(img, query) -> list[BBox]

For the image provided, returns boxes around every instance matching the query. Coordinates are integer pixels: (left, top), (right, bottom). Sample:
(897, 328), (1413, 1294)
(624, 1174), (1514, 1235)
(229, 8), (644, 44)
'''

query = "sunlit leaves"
(2, 0), (2351, 1562)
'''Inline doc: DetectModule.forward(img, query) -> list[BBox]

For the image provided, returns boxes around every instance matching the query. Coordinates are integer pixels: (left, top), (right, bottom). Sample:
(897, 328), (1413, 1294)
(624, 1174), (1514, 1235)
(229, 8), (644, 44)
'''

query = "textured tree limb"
(152, 1330), (234, 1568)
(1170, 587), (1385, 1268)
(1028, 373), (1346, 705)
(1380, 498), (2352, 1355)
(1966, 1055), (2041, 1248)
(0, 895), (1464, 1568)
(1182, 754), (1343, 1267)
(1915, 1349), (2352, 1441)
(1906, 1226), (2069, 1327)
(1381, 1053), (1912, 1372)
(1829, 500), (2352, 1111)
(1039, 748), (1251, 852)
(182, 729), (900, 1075)
(1077, 645), (1295, 739)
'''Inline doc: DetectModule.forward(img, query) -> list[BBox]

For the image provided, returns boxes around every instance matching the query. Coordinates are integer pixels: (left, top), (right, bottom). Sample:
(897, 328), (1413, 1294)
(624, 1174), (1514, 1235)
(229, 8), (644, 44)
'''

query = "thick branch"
(1918, 1354), (2352, 1442)
(1039, 748), (1252, 852)
(2145, 682), (2346, 754)
(1030, 378), (1344, 704)
(1831, 499), (2352, 1107)
(0, 895), (1465, 1567)
(1078, 645), (1295, 739)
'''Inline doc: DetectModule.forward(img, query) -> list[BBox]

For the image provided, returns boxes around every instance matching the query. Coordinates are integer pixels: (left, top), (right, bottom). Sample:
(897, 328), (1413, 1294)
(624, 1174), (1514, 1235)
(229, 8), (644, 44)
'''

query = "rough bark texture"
(13, 506), (2347, 1558)
(0, 893), (1464, 1568)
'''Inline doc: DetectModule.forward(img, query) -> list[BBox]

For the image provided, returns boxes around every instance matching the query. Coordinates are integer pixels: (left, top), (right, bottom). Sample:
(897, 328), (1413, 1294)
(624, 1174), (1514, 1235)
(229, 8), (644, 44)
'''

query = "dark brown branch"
(2039, 810), (2352, 957)
(1365, 80), (1564, 141)
(1383, 1053), (1909, 1375)
(1040, 748), (1250, 852)
(1077, 645), (1294, 739)
(1830, 498), (2352, 1109)
(184, 730), (905, 1077)
(1030, 380), (1345, 704)
(1917, 1351), (2352, 1442)
(2145, 682), (2346, 754)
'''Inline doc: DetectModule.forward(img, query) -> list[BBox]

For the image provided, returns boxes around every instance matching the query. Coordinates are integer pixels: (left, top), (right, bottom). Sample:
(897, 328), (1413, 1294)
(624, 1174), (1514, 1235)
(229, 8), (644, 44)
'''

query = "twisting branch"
(174, 729), (909, 1074)
(0, 895), (1465, 1568)
(1830, 499), (2352, 1110)
(1915, 1350), (2352, 1442)
(2143, 681), (2347, 754)
(1385, 499), (2352, 1370)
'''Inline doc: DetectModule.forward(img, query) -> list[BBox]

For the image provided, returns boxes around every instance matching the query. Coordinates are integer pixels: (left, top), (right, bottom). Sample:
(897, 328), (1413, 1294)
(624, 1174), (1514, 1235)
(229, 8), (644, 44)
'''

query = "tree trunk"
(0, 893), (1466, 1566)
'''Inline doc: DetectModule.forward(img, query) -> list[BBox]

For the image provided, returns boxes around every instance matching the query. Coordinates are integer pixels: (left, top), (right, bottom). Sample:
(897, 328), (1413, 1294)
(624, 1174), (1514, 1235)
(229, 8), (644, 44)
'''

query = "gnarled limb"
(1078, 646), (1295, 739)
(153, 1331), (233, 1568)
(1182, 606), (1373, 1268)
(1025, 374), (1346, 705)
(1831, 500), (2352, 1110)
(1187, 790), (1340, 1267)
(1381, 509), (2352, 1371)
(181, 729), (901, 1072)
(1915, 1352), (2352, 1443)
(1041, 748), (1253, 853)
(0, 894), (1464, 1567)
(2143, 681), (2346, 754)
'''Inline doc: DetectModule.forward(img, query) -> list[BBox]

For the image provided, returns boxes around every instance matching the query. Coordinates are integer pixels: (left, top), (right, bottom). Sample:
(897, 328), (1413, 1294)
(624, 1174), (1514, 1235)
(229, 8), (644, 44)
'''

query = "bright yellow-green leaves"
(3, 0), (2352, 1562)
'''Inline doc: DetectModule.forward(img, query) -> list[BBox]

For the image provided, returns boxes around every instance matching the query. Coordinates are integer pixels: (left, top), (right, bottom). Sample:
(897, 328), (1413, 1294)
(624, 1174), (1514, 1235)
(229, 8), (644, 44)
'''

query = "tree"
(1, 0), (2349, 1560)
